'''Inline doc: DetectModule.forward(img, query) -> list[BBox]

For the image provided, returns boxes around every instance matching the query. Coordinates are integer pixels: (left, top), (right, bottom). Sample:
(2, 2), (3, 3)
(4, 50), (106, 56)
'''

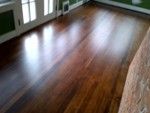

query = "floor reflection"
(23, 33), (41, 79)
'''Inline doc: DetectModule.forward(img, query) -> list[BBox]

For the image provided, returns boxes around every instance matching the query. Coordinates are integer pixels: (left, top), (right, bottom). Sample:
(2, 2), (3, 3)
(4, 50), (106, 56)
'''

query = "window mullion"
(28, 2), (31, 21)
(48, 0), (50, 14)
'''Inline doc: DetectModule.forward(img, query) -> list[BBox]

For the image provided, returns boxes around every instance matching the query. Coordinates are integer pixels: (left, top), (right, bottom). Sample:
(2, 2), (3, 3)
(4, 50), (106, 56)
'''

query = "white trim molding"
(57, 0), (84, 16)
(0, 0), (86, 44)
(94, 0), (150, 15)
(0, 1), (19, 44)
(70, 1), (83, 10)
(0, 31), (17, 44)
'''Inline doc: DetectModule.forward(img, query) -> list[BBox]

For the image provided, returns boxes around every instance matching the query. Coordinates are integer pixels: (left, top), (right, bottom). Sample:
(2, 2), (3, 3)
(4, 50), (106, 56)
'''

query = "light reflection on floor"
(23, 33), (41, 79)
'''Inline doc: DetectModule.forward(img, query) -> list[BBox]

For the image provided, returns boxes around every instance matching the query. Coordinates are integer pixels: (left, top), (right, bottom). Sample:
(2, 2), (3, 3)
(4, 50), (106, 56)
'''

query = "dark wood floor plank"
(0, 2), (150, 113)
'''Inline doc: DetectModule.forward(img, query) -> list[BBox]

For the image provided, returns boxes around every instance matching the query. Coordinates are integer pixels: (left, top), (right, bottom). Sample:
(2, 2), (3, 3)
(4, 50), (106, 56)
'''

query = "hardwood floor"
(0, 2), (150, 113)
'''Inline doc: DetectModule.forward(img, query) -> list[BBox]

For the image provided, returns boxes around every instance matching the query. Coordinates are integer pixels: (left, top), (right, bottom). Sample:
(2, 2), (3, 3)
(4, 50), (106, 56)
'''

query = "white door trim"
(18, 0), (57, 34)
(0, 1), (19, 44)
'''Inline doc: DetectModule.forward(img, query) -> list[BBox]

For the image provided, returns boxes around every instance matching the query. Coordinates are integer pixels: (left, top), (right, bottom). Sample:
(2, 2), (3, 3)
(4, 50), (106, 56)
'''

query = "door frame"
(16, 0), (57, 34)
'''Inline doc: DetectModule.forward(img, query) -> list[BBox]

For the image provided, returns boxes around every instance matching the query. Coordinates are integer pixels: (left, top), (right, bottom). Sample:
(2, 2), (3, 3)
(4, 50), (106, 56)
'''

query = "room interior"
(0, 0), (150, 113)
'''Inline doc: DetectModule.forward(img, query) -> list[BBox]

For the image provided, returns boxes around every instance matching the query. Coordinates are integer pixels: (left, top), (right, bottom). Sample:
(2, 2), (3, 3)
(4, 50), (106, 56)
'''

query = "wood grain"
(0, 2), (149, 113)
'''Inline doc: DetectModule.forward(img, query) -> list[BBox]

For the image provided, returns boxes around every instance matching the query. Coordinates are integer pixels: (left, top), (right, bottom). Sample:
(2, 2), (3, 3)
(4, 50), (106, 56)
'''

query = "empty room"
(0, 0), (150, 113)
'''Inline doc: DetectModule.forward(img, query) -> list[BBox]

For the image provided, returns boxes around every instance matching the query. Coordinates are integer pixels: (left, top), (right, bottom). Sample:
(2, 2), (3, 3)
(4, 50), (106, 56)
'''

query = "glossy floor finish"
(0, 2), (150, 113)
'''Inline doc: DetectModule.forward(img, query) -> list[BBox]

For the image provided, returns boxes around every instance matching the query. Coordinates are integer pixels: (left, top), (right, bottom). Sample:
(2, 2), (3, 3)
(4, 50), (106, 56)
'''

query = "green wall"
(0, 0), (82, 36)
(0, 0), (11, 4)
(112, 0), (150, 9)
(70, 0), (77, 5)
(0, 10), (15, 36)
(59, 0), (82, 9)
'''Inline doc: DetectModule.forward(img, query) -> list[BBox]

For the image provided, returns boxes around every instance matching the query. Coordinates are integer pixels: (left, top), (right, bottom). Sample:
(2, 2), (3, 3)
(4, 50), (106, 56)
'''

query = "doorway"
(17, 0), (57, 33)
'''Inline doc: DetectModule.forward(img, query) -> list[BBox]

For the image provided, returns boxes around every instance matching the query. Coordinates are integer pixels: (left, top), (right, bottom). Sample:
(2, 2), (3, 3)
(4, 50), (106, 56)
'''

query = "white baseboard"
(0, 31), (17, 44)
(70, 1), (83, 10)
(57, 10), (62, 17)
(94, 0), (150, 15)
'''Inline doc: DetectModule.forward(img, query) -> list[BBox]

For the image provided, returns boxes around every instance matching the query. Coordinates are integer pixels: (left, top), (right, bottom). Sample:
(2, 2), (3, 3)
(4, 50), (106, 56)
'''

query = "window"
(22, 0), (36, 24)
(44, 0), (53, 16)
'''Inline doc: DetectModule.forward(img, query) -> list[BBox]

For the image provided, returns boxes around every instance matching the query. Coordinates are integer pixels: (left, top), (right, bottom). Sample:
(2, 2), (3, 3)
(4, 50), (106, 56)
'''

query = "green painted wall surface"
(112, 0), (150, 9)
(0, 10), (15, 36)
(70, 0), (77, 5)
(59, 0), (81, 9)
(0, 0), (11, 4)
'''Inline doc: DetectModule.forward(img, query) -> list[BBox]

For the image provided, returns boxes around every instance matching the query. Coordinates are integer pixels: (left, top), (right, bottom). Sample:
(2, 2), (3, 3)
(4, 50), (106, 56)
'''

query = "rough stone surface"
(119, 28), (150, 113)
